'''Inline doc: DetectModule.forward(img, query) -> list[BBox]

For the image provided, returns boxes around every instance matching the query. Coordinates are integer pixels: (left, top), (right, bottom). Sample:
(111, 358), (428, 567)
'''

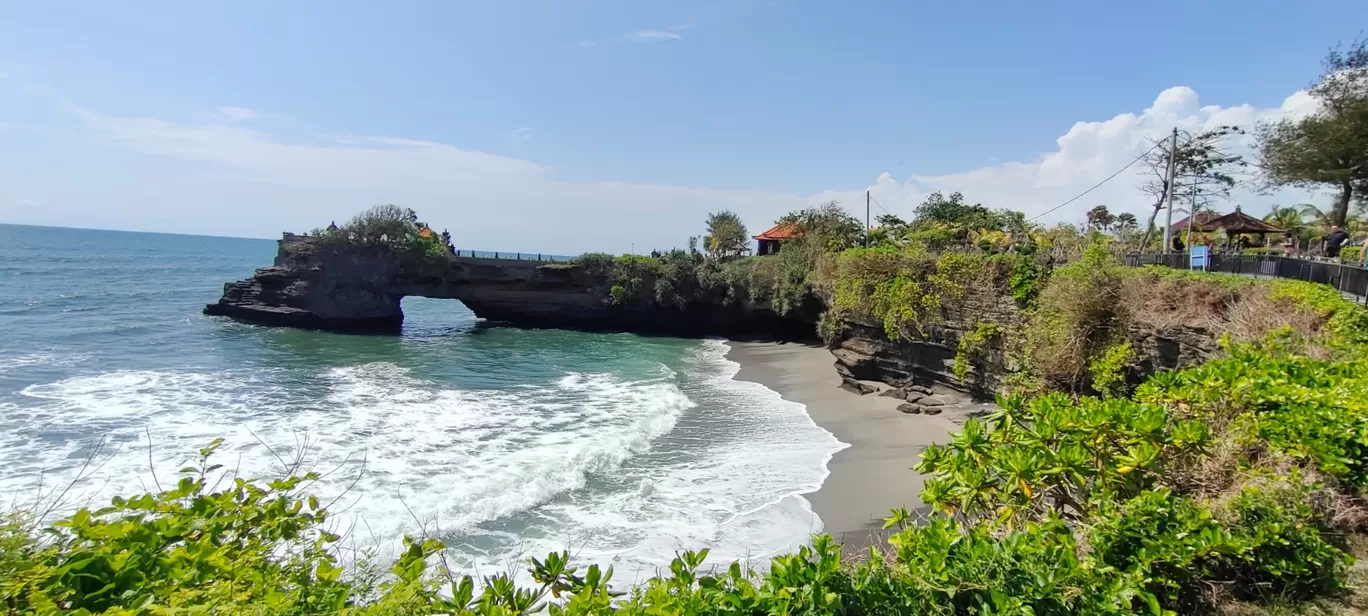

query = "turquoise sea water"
(0, 223), (845, 580)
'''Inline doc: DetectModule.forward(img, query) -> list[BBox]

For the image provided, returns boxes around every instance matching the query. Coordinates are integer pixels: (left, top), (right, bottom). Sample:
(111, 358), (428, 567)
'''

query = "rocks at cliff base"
(906, 384), (933, 395)
(840, 378), (879, 396)
(897, 403), (922, 414)
(919, 395), (949, 407)
(879, 388), (907, 399)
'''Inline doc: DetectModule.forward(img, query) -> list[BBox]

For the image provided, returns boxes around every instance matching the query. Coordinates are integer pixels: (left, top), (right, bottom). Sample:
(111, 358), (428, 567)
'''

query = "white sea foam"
(0, 340), (847, 586)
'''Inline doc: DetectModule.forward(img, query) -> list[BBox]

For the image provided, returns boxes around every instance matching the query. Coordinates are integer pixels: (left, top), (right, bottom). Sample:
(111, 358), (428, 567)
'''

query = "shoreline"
(724, 340), (962, 550)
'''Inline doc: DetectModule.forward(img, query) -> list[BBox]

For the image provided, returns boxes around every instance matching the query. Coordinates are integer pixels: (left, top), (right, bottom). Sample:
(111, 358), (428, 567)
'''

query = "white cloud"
(14, 199), (36, 207)
(511, 126), (532, 141)
(31, 99), (804, 253)
(625, 30), (682, 42)
(214, 106), (260, 121)
(813, 86), (1325, 226)
(0, 72), (9, 80)
(579, 27), (686, 47)
(5, 84), (1335, 254)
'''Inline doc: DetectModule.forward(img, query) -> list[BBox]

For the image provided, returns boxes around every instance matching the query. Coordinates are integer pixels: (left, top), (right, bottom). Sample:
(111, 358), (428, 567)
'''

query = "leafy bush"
(1025, 243), (1130, 388)
(1088, 341), (1135, 398)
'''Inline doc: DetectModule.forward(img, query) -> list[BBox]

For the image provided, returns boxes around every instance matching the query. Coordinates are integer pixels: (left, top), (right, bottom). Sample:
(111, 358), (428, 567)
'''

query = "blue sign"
(1189, 245), (1209, 270)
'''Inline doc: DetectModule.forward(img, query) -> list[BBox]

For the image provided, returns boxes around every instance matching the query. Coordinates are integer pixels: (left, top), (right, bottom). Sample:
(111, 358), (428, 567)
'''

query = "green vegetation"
(311, 204), (451, 262)
(1256, 39), (1368, 227)
(952, 322), (1002, 383)
(702, 211), (750, 259)
(1087, 341), (1134, 398)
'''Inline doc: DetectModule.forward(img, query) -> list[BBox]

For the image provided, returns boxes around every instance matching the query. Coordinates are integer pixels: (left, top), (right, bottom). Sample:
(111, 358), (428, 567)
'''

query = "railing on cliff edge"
(1124, 252), (1368, 304)
(450, 250), (573, 263)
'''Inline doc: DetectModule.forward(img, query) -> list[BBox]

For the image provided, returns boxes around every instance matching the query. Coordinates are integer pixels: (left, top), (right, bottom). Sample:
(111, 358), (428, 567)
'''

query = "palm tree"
(1264, 204), (1305, 235)
(1299, 203), (1332, 228)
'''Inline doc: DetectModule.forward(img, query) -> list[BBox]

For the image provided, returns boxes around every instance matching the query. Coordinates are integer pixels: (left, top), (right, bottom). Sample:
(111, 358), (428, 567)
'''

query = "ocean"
(0, 223), (846, 581)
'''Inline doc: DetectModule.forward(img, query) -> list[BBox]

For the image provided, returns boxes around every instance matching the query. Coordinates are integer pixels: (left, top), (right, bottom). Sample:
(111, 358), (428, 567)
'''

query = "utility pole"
(865, 190), (871, 248)
(1161, 127), (1179, 255)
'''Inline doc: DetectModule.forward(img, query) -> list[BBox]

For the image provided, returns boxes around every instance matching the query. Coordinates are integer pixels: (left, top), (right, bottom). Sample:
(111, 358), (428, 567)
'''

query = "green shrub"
(571, 252), (617, 271)
(1025, 243), (1130, 388)
(1138, 346), (1368, 486)
(1088, 341), (1135, 398)
(952, 322), (1002, 383)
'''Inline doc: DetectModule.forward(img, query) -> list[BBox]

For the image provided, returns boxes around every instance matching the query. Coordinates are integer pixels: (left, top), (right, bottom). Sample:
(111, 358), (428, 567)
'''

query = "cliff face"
(825, 296), (1223, 399)
(828, 289), (1021, 397)
(205, 236), (817, 338)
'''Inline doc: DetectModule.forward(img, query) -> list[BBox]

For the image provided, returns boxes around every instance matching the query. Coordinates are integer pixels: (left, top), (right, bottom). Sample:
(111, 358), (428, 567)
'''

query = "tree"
(1138, 127), (1246, 250)
(778, 201), (864, 252)
(1256, 39), (1368, 227)
(1086, 205), (1116, 231)
(334, 204), (422, 247)
(1115, 212), (1137, 230)
(911, 192), (1008, 231)
(703, 210), (750, 259)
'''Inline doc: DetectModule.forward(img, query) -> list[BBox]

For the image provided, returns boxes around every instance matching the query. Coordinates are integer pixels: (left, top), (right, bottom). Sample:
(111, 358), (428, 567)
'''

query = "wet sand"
(725, 341), (963, 550)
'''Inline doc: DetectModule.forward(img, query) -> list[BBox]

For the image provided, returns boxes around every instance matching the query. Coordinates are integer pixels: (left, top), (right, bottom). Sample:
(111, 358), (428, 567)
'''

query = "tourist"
(1323, 225), (1349, 259)
(1281, 233), (1297, 255)
(1171, 235), (1185, 253)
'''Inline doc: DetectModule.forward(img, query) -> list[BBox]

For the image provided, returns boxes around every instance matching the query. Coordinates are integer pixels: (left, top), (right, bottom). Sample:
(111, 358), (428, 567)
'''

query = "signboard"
(1189, 245), (1209, 270)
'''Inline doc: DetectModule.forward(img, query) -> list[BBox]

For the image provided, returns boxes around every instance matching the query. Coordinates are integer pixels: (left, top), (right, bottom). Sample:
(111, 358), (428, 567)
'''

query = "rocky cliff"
(824, 295), (1223, 400)
(208, 235), (1226, 401)
(205, 235), (816, 338)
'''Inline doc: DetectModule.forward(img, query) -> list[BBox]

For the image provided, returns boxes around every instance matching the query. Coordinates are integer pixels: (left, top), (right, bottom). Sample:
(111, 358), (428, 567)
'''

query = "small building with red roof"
(753, 223), (799, 256)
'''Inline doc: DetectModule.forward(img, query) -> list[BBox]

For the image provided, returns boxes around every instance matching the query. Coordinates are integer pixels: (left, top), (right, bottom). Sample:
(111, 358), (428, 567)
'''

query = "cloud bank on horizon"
(0, 84), (1326, 256)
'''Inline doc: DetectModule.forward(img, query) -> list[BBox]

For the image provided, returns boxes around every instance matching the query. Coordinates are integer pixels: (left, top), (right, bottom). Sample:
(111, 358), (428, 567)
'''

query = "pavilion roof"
(753, 223), (801, 241)
(1170, 207), (1286, 234)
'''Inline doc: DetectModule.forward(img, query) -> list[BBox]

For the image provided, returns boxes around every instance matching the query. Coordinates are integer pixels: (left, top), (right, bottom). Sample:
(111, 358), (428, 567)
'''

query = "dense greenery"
(311, 205), (450, 261)
(702, 211), (750, 259)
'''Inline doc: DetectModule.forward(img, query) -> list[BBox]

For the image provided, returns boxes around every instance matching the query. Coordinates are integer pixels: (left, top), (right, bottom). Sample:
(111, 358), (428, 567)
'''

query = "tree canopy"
(1257, 38), (1368, 226)
(703, 210), (750, 259)
(778, 201), (864, 252)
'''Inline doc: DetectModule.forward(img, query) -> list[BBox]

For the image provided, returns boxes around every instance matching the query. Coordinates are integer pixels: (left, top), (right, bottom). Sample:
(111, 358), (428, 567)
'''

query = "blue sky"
(1, 1), (1364, 254)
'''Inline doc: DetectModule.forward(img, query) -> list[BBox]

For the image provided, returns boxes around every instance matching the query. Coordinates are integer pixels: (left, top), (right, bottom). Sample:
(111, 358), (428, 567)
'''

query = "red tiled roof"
(417, 225), (434, 238)
(753, 223), (800, 241)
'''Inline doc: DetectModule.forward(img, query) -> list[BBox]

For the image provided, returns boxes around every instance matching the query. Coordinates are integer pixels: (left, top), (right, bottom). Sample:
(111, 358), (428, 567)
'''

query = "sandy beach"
(726, 341), (967, 549)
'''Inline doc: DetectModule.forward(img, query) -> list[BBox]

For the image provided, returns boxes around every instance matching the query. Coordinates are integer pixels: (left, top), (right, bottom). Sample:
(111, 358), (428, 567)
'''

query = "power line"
(1028, 140), (1166, 222)
(868, 195), (893, 217)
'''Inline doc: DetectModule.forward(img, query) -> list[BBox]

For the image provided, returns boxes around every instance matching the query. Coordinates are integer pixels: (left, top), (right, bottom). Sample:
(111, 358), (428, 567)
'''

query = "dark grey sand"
(725, 341), (982, 550)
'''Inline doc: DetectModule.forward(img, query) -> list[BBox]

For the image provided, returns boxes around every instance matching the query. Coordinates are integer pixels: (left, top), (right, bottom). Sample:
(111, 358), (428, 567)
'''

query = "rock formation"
(205, 234), (814, 338)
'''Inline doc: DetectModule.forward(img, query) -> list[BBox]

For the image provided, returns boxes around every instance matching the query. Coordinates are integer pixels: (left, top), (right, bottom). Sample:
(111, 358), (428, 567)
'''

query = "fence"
(1124, 252), (1368, 304)
(451, 249), (573, 263)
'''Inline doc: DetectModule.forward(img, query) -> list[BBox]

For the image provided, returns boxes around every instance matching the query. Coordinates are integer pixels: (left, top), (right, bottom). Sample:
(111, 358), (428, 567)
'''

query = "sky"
(1, 1), (1365, 255)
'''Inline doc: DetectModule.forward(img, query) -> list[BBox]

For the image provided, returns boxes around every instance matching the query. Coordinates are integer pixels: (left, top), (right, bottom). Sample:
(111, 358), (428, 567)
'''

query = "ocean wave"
(0, 339), (847, 587)
(441, 339), (849, 584)
(0, 360), (695, 549)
